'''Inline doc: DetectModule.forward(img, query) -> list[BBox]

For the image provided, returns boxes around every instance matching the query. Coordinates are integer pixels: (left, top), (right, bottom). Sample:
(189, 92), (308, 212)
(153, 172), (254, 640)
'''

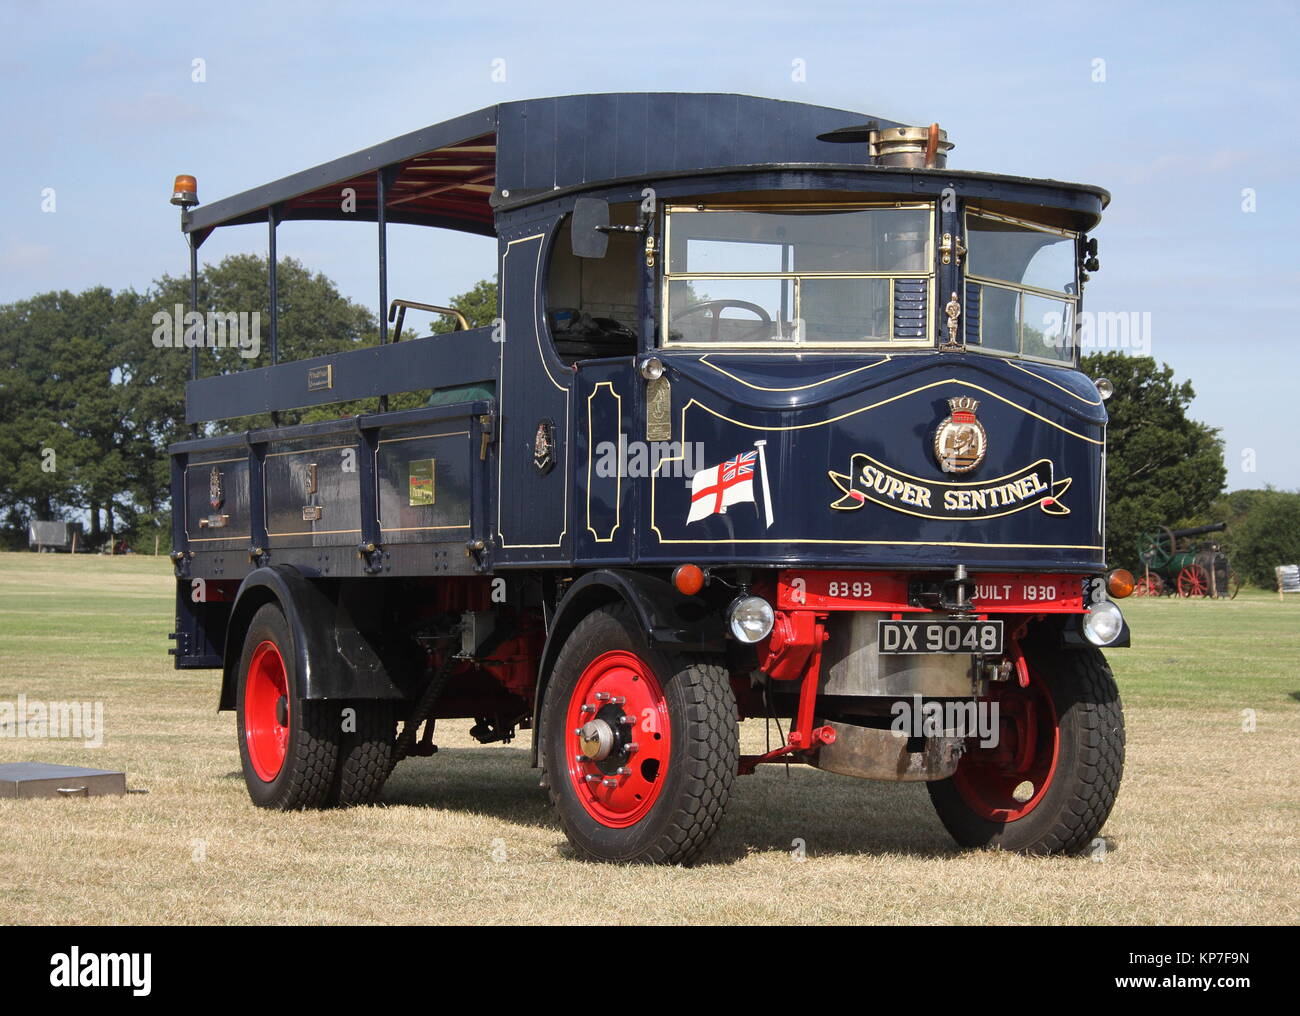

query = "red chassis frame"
(736, 570), (1089, 774)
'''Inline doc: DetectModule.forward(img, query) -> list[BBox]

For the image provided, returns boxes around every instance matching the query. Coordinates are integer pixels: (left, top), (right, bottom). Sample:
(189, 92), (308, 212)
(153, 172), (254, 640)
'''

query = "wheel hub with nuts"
(577, 716), (616, 761)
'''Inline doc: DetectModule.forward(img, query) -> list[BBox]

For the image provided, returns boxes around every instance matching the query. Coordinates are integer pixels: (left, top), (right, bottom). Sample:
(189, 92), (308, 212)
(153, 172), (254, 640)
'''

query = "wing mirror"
(571, 198), (611, 259)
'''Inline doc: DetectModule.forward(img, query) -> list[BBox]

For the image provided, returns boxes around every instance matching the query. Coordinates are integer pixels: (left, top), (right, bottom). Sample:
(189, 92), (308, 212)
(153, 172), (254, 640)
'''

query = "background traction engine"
(1136, 523), (1230, 598)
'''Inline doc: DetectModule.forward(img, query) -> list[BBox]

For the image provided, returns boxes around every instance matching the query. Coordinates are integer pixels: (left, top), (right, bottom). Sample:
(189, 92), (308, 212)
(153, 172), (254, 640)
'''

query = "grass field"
(0, 552), (1296, 925)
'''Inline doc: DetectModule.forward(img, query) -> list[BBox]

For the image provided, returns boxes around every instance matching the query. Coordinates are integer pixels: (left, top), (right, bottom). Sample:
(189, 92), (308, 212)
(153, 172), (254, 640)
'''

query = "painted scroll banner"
(828, 454), (1071, 521)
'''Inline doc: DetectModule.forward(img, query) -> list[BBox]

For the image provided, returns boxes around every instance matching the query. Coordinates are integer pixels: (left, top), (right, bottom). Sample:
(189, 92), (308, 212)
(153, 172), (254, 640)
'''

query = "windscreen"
(663, 205), (933, 346)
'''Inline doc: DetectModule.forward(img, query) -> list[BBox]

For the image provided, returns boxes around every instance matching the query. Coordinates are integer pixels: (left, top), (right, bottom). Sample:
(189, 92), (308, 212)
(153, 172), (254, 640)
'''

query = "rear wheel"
(541, 604), (737, 865)
(927, 641), (1124, 854)
(236, 603), (340, 809)
(334, 701), (397, 806)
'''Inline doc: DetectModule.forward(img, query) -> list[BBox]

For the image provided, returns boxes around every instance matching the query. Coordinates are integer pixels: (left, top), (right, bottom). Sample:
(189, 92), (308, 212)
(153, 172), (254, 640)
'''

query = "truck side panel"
(169, 402), (495, 667)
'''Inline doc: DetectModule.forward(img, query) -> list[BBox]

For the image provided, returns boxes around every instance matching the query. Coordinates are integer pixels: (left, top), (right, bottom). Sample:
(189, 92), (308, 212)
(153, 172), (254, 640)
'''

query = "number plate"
(877, 619), (1003, 655)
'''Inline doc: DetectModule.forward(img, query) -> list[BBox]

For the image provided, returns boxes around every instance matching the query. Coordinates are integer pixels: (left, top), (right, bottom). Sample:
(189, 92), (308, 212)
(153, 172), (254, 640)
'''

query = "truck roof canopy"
(183, 93), (895, 242)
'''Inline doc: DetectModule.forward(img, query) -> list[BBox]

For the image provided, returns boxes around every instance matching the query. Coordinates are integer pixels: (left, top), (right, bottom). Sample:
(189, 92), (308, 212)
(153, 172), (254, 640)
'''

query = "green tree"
(148, 254), (379, 431)
(0, 256), (381, 550)
(0, 287), (147, 548)
(428, 277), (498, 333)
(1082, 353), (1226, 570)
(1197, 488), (1269, 569)
(1207, 489), (1300, 588)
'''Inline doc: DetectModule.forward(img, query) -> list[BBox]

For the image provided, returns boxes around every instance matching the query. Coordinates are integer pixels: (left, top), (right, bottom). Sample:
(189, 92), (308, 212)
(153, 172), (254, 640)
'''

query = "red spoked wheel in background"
(1134, 573), (1163, 597)
(1177, 564), (1210, 598)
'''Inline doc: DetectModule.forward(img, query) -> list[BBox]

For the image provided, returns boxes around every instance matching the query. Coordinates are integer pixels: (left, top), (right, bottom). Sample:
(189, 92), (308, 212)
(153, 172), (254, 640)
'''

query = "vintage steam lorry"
(168, 93), (1130, 863)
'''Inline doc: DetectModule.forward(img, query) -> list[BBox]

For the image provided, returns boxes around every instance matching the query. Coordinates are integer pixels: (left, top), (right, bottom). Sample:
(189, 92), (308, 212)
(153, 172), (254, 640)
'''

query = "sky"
(2, 0), (1297, 489)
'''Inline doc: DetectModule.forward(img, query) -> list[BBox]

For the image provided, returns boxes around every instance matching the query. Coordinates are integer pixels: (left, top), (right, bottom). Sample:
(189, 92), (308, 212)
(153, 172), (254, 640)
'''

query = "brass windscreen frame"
(964, 207), (1080, 366)
(660, 202), (936, 350)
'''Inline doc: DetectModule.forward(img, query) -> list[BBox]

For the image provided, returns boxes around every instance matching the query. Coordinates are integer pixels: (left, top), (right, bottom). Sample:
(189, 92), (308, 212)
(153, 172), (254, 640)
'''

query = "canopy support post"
(268, 205), (281, 366)
(188, 229), (201, 438)
(268, 206), (282, 425)
(377, 167), (396, 413)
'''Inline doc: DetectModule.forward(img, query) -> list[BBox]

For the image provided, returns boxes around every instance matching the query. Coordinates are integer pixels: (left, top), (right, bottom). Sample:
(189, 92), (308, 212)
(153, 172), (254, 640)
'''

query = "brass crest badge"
(933, 397), (987, 474)
(533, 419), (556, 475)
(209, 466), (224, 510)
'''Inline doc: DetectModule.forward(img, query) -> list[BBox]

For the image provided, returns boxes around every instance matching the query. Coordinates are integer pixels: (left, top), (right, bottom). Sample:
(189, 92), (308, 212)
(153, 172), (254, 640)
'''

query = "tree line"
(1085, 351), (1299, 587)
(2, 255), (408, 550)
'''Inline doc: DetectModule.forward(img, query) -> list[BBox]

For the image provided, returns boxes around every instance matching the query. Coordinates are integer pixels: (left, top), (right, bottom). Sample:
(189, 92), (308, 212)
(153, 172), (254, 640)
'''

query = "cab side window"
(547, 208), (641, 364)
(965, 210), (1078, 363)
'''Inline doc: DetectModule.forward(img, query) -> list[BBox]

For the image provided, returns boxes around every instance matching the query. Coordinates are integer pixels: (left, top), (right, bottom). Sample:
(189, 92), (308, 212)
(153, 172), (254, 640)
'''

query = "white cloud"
(0, 238), (56, 272)
(96, 91), (208, 127)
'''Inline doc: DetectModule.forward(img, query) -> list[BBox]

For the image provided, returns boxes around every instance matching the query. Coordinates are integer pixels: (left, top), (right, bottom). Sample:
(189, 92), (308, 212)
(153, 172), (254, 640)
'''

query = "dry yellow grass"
(0, 553), (1296, 925)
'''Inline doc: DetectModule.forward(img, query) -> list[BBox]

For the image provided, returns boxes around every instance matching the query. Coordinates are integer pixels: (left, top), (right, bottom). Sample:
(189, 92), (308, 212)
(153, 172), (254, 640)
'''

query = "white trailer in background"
(27, 520), (79, 553)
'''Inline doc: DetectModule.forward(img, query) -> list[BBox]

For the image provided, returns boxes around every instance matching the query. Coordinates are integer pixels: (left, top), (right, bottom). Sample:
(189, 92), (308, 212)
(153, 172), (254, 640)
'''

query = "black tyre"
(927, 642), (1124, 855)
(334, 701), (397, 806)
(235, 602), (340, 809)
(541, 604), (738, 865)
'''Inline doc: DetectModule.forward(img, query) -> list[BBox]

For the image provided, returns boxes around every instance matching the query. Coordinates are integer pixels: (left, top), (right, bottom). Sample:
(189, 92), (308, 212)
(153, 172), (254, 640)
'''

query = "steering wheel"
(670, 299), (773, 342)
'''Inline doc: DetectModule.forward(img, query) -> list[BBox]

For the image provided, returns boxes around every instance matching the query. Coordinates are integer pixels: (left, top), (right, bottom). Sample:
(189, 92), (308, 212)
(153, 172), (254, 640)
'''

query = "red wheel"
(542, 604), (737, 864)
(927, 639), (1124, 854)
(1134, 574), (1163, 597)
(235, 602), (340, 809)
(244, 640), (291, 782)
(950, 650), (1059, 822)
(1177, 564), (1209, 598)
(564, 650), (672, 828)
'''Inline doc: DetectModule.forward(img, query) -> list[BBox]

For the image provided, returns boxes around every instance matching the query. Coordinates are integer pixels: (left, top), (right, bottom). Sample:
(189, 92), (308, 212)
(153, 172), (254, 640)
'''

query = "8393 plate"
(878, 618), (1003, 655)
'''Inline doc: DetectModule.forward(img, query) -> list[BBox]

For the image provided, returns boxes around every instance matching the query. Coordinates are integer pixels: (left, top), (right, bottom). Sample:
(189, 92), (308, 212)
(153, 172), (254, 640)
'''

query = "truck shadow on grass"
(380, 746), (959, 863)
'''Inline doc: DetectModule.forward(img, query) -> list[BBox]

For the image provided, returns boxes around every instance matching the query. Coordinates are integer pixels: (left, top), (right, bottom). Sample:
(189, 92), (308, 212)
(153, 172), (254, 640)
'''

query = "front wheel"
(927, 642), (1124, 854)
(541, 605), (738, 865)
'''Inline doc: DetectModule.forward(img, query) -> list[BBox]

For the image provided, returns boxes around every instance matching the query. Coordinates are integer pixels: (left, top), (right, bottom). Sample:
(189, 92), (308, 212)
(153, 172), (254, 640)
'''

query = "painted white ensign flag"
(687, 450), (758, 523)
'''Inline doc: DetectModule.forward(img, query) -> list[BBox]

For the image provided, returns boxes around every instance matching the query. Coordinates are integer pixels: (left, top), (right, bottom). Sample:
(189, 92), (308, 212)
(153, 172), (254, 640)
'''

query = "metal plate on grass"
(0, 762), (126, 799)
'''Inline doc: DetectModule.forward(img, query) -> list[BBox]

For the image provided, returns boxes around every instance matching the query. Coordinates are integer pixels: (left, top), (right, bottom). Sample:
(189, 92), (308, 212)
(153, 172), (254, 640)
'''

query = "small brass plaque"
(209, 467), (224, 510)
(198, 514), (230, 529)
(307, 364), (333, 391)
(408, 458), (436, 506)
(646, 376), (672, 442)
(302, 505), (323, 522)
